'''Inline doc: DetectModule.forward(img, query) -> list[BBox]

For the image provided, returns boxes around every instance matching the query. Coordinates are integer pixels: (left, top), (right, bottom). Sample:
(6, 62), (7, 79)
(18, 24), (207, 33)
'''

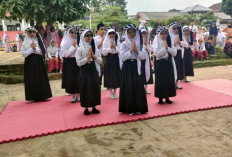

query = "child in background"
(192, 39), (208, 61)
(224, 36), (232, 58)
(205, 36), (216, 55)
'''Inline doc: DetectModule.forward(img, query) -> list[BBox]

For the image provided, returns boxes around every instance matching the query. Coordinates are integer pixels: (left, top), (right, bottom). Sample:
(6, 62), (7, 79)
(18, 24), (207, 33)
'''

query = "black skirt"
(61, 57), (80, 94)
(24, 54), (52, 101)
(155, 58), (176, 98)
(119, 60), (148, 114)
(104, 54), (121, 89)
(183, 48), (194, 76)
(174, 50), (185, 80)
(61, 58), (67, 89)
(79, 61), (101, 108)
(141, 58), (154, 85)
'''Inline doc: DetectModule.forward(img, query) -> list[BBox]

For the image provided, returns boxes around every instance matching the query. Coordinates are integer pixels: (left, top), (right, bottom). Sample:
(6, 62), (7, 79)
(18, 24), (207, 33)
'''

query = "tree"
(0, 0), (90, 24)
(73, 5), (137, 33)
(148, 11), (217, 28)
(222, 0), (232, 16)
(90, 0), (127, 15)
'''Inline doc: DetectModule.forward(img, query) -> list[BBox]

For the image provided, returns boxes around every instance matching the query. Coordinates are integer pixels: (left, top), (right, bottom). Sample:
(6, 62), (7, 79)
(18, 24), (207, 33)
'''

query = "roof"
(137, 12), (187, 21)
(209, 3), (222, 11)
(214, 12), (232, 20)
(168, 9), (181, 12)
(180, 4), (212, 13)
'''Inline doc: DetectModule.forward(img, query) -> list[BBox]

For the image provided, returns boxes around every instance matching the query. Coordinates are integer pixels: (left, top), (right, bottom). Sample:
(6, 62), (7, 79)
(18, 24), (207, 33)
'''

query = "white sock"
(71, 95), (76, 101)
(76, 94), (80, 101)
(113, 89), (117, 95)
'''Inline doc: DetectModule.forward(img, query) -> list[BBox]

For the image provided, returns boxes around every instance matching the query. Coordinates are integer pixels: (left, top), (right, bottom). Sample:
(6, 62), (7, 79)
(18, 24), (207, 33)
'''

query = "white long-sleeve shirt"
(102, 46), (120, 56)
(94, 35), (104, 55)
(21, 46), (42, 58)
(120, 42), (146, 62)
(62, 45), (78, 58)
(47, 47), (59, 59)
(76, 47), (102, 67)
(154, 41), (177, 60)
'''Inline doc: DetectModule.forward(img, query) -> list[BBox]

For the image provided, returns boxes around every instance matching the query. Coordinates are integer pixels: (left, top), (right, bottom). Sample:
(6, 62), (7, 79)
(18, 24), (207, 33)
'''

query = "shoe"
(110, 93), (114, 99)
(145, 89), (151, 94)
(166, 98), (173, 104)
(129, 113), (135, 116)
(113, 93), (119, 99)
(158, 101), (164, 104)
(71, 99), (77, 103)
(76, 95), (80, 102)
(158, 98), (164, 104)
(92, 107), (100, 114)
(84, 109), (90, 115)
(176, 85), (183, 89)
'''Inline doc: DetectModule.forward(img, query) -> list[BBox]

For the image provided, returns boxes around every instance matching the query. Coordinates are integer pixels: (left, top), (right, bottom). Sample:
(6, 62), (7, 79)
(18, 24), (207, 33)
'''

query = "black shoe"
(71, 100), (77, 103)
(84, 109), (90, 115)
(166, 98), (173, 104)
(158, 98), (164, 104)
(92, 107), (100, 114)
(176, 85), (183, 89)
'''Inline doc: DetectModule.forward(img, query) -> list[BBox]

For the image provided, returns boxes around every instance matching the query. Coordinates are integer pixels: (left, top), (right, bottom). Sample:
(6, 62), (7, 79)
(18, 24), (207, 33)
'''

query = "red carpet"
(1, 81), (232, 144)
(193, 79), (232, 96)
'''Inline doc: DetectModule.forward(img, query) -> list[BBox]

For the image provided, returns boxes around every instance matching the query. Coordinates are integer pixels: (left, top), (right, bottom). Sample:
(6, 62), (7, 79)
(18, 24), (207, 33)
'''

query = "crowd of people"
(8, 19), (232, 116)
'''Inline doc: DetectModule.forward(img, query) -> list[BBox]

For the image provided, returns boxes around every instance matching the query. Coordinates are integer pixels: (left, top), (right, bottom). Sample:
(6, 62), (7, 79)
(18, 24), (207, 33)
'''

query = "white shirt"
(94, 35), (104, 54)
(189, 25), (198, 33)
(21, 46), (42, 58)
(120, 42), (146, 62)
(62, 45), (78, 58)
(198, 43), (206, 51)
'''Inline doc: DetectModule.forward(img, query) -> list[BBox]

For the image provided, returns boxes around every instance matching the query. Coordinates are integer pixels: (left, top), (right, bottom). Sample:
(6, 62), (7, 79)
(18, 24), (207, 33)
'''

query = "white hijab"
(60, 25), (77, 58)
(140, 28), (151, 82)
(103, 28), (120, 49)
(47, 40), (59, 53)
(169, 23), (179, 45)
(22, 27), (39, 50)
(79, 28), (101, 77)
(153, 26), (177, 81)
(139, 20), (147, 29)
(123, 24), (142, 76)
(182, 26), (191, 43)
(3, 34), (9, 44)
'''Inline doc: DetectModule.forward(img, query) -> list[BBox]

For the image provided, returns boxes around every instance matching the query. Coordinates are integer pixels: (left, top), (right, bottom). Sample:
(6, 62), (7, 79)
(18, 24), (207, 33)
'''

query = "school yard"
(0, 50), (232, 157)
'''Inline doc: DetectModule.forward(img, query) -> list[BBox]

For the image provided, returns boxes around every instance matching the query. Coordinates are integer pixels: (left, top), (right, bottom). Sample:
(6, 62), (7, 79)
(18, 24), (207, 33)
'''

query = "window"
(16, 23), (21, 31)
(0, 25), (3, 31)
(7, 25), (17, 31)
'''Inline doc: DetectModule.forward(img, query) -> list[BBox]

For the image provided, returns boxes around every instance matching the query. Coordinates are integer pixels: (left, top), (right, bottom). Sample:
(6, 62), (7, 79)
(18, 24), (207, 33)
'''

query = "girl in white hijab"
(21, 26), (52, 101)
(47, 40), (59, 73)
(168, 22), (188, 89)
(140, 26), (154, 94)
(3, 34), (10, 52)
(76, 28), (102, 115)
(182, 26), (194, 82)
(152, 26), (177, 104)
(60, 25), (80, 103)
(102, 27), (121, 99)
(119, 24), (148, 115)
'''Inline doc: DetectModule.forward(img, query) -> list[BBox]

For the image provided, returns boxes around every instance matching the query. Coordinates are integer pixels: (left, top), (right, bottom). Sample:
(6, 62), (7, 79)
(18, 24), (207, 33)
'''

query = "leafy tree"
(90, 0), (127, 15)
(73, 5), (138, 33)
(148, 11), (217, 28)
(222, 0), (232, 16)
(0, 0), (90, 24)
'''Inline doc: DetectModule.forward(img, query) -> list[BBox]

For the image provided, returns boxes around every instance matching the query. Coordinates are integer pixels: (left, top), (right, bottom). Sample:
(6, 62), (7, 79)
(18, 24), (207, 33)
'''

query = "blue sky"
(126, 0), (222, 15)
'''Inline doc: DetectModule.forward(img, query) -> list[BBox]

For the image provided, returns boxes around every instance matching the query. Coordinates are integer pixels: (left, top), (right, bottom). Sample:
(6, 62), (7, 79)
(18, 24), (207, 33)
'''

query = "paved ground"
(0, 51), (24, 65)
(0, 50), (232, 157)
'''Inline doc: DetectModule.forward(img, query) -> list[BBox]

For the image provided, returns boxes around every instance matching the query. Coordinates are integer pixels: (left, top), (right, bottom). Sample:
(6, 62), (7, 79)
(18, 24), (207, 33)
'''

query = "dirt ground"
(0, 62), (232, 156)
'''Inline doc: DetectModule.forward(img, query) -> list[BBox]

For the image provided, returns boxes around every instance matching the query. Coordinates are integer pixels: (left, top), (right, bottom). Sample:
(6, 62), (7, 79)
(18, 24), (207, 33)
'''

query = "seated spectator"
(205, 36), (216, 55)
(11, 44), (17, 52)
(192, 39), (208, 61)
(224, 36), (232, 58)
